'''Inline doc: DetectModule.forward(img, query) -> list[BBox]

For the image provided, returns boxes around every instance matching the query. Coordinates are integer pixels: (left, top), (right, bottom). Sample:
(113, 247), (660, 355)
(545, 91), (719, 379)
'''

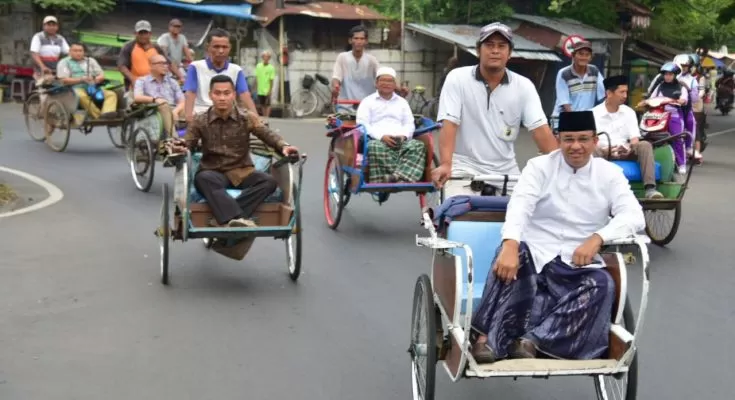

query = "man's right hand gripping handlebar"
(431, 163), (452, 189)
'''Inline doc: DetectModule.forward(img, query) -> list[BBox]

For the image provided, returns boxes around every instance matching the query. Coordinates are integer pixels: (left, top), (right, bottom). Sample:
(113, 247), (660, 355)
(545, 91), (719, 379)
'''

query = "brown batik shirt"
(183, 107), (287, 186)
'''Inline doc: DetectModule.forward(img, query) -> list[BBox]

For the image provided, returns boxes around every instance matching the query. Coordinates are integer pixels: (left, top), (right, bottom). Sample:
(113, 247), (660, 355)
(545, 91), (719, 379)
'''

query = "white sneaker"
(677, 165), (687, 175)
(686, 148), (694, 157)
(694, 150), (703, 160)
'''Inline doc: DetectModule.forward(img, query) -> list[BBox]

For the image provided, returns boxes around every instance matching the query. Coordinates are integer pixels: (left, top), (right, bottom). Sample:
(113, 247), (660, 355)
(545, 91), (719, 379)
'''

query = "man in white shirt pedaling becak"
(356, 67), (425, 184)
(431, 22), (557, 197)
(470, 111), (645, 364)
(592, 75), (663, 199)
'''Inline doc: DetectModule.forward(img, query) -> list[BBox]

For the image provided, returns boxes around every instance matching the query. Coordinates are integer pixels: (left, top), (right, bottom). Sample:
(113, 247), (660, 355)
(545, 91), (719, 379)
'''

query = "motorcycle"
(638, 97), (681, 143)
(715, 87), (733, 115)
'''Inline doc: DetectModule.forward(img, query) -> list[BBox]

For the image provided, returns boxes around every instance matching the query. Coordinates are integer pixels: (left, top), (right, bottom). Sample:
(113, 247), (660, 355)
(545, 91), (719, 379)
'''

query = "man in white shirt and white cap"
(432, 22), (557, 197)
(470, 110), (645, 363)
(356, 67), (425, 183)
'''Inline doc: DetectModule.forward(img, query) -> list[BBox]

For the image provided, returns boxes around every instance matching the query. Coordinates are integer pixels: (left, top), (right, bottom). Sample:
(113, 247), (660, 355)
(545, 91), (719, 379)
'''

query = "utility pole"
(277, 0), (286, 115)
(400, 0), (405, 79)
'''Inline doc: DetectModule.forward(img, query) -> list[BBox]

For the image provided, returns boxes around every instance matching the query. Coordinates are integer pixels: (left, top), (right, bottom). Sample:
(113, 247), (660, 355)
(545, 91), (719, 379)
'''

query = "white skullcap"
(376, 67), (397, 80)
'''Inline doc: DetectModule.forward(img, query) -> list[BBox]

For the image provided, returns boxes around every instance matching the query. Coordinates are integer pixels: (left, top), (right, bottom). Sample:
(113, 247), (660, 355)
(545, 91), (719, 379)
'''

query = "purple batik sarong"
(471, 242), (614, 360)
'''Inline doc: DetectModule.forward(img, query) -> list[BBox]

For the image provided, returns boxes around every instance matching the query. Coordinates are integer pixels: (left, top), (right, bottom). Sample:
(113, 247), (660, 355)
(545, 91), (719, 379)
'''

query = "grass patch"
(0, 183), (17, 206)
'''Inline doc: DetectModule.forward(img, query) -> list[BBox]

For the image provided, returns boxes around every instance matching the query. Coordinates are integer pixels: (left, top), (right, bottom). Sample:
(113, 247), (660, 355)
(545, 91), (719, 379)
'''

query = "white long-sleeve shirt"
(501, 150), (645, 272)
(356, 91), (415, 140)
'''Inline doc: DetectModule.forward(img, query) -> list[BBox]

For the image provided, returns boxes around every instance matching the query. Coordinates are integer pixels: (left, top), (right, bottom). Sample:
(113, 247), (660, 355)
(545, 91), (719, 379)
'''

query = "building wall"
(0, 3), (35, 66)
(244, 25), (452, 111)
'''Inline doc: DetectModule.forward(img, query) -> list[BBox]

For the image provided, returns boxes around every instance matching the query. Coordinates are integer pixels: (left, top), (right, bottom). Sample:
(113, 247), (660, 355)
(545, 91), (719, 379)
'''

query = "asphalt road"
(0, 102), (733, 400)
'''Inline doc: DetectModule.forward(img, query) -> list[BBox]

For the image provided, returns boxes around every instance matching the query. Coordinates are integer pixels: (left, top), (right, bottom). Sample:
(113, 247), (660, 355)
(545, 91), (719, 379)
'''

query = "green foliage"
(546, 0), (735, 50)
(345, 0), (514, 24)
(540, 0), (619, 31)
(0, 0), (116, 14)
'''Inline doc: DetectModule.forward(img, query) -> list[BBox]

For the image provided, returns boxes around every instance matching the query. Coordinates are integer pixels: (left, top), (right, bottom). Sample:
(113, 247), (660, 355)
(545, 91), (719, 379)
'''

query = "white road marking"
(0, 166), (64, 218)
(707, 127), (735, 137)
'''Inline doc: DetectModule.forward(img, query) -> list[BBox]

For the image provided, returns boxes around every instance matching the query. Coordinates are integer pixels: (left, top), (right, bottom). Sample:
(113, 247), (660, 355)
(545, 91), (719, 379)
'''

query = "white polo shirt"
(438, 66), (547, 176)
(592, 102), (640, 148)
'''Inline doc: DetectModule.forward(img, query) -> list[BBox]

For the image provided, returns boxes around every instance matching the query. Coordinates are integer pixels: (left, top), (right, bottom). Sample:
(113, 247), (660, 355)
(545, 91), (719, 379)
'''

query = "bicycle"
(290, 73), (335, 117)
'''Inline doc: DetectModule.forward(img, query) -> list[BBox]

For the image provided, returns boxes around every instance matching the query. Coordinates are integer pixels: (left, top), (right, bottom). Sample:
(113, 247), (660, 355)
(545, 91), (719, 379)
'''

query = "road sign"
(562, 35), (586, 58)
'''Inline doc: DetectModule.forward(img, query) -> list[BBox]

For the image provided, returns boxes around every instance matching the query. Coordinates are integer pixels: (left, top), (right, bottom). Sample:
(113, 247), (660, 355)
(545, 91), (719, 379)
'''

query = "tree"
(545, 0), (735, 50)
(0, 0), (117, 15)
(345, 0), (514, 24)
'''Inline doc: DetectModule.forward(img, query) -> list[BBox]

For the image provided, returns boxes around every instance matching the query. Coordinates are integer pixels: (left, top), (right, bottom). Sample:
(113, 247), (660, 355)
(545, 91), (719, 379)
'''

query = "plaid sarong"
(367, 139), (426, 183)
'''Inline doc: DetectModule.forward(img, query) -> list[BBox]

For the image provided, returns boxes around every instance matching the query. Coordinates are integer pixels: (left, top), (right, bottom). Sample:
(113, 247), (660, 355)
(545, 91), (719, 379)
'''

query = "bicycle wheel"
(24, 92), (46, 141)
(291, 89), (318, 117)
(44, 100), (71, 152)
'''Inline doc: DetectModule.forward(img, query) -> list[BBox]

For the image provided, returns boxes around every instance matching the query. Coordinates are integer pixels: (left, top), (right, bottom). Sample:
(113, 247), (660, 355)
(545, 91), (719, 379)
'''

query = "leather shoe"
(471, 342), (496, 364)
(510, 339), (537, 359)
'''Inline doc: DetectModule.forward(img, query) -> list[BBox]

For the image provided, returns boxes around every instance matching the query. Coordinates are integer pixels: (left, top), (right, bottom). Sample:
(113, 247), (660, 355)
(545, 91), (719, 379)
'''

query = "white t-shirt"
(437, 66), (547, 176)
(331, 51), (379, 101)
(592, 103), (641, 148)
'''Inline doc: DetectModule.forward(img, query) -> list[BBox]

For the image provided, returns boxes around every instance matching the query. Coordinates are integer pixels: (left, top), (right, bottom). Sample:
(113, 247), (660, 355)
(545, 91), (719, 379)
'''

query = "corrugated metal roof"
(463, 47), (561, 61)
(512, 14), (622, 40)
(256, 0), (387, 26)
(407, 23), (561, 62)
(128, 0), (262, 20)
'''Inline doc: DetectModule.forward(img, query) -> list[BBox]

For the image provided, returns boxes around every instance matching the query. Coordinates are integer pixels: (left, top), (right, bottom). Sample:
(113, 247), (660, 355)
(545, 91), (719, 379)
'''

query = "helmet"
(660, 62), (681, 74)
(689, 53), (701, 67)
(674, 54), (694, 67)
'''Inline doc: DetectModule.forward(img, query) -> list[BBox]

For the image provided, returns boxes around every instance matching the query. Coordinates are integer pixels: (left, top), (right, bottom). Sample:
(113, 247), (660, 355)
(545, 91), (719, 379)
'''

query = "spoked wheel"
(409, 274), (437, 400)
(291, 89), (318, 117)
(24, 92), (46, 141)
(594, 299), (638, 399)
(643, 203), (681, 246)
(123, 121), (136, 160)
(44, 100), (71, 152)
(159, 183), (171, 285)
(323, 153), (346, 229)
(128, 127), (155, 192)
(107, 124), (126, 149)
(286, 182), (302, 281)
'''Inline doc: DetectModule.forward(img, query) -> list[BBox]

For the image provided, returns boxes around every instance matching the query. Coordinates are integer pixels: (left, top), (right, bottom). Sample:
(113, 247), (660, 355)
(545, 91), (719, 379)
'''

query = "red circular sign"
(562, 34), (586, 58)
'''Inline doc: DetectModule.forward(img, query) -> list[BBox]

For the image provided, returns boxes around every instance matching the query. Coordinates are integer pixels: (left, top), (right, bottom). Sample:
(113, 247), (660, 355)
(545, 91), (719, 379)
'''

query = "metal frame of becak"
(408, 174), (651, 400)
(156, 148), (307, 285)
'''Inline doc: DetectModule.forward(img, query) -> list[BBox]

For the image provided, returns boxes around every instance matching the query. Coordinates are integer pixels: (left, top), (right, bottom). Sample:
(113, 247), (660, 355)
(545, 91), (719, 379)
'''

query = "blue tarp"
(128, 0), (258, 20)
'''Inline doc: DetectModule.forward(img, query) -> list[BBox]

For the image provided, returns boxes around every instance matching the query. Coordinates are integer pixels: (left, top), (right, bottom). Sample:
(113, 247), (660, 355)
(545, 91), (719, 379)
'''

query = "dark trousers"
(194, 170), (278, 224)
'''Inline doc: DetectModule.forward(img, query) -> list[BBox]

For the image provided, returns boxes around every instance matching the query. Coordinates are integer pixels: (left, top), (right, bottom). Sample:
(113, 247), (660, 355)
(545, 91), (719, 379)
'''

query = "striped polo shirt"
(552, 64), (605, 117)
(29, 31), (70, 72)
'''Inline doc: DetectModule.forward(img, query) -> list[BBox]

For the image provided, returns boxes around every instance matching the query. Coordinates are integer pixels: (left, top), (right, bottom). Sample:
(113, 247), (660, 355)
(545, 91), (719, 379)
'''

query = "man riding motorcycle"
(715, 69), (734, 113)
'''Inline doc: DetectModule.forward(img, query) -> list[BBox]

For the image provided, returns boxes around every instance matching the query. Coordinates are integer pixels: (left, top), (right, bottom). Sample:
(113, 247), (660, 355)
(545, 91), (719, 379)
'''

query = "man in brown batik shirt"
(171, 74), (299, 228)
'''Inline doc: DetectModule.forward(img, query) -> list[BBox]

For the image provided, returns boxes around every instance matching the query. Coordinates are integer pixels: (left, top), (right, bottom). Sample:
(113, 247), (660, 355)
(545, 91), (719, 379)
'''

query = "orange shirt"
(130, 44), (159, 87)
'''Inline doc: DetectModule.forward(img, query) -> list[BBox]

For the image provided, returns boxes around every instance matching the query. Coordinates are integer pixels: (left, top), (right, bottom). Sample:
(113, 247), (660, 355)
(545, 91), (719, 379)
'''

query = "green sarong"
(367, 139), (426, 183)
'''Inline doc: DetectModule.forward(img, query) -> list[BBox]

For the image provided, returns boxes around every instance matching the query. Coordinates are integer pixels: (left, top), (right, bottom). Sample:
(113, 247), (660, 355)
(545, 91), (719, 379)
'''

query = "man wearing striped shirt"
(551, 41), (605, 129)
(30, 15), (69, 103)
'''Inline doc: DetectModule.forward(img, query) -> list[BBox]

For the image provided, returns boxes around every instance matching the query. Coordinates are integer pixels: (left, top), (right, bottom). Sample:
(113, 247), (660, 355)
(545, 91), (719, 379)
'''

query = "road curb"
(0, 166), (64, 219)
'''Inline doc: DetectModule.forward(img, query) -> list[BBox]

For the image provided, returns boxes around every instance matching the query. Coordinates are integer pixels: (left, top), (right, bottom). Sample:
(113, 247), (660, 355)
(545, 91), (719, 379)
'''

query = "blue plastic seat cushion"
(433, 196), (509, 232)
(445, 220), (504, 315)
(189, 152), (283, 203)
(611, 160), (661, 182)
